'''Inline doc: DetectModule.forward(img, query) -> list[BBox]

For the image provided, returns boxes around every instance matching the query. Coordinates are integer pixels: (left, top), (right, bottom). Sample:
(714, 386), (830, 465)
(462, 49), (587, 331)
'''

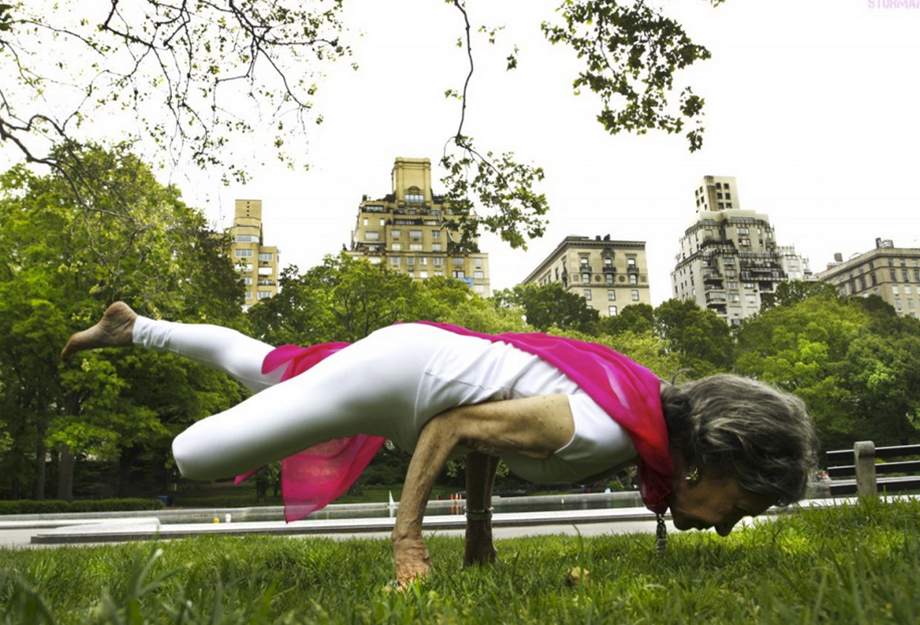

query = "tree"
(0, 143), (247, 499)
(598, 303), (655, 336)
(492, 283), (599, 333)
(0, 0), (348, 183)
(735, 292), (920, 450)
(654, 299), (734, 377)
(2, 0), (727, 249)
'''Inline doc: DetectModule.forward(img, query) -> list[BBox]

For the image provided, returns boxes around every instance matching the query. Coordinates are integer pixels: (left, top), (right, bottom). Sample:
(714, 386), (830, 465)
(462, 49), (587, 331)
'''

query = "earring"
(685, 466), (700, 484)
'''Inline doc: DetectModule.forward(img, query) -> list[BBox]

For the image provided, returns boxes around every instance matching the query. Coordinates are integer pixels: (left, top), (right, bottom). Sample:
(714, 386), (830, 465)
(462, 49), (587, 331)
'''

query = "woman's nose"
(715, 522), (736, 537)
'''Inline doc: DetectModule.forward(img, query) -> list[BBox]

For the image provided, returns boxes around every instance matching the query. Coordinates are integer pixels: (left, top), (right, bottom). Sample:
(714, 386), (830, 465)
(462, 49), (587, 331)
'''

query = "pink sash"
(237, 325), (673, 521)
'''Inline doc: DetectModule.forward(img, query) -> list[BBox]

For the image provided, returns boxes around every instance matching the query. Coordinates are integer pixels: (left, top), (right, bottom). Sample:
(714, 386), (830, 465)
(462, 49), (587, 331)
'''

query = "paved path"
(0, 495), (872, 550)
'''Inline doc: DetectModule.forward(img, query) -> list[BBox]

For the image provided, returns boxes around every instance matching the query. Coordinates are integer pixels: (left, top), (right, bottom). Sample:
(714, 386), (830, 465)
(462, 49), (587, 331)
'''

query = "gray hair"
(660, 374), (819, 505)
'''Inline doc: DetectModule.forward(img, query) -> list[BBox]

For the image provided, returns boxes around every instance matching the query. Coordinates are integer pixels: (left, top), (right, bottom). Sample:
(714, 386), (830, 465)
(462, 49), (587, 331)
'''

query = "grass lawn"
(2, 498), (918, 624)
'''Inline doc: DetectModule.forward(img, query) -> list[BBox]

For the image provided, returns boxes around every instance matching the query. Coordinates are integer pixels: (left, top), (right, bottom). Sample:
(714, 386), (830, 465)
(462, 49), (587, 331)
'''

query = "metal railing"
(825, 441), (920, 497)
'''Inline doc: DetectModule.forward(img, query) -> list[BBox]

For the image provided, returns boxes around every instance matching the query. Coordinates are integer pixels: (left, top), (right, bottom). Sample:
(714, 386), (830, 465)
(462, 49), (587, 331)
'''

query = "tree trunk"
(118, 446), (140, 497)
(32, 437), (46, 500)
(57, 444), (75, 502)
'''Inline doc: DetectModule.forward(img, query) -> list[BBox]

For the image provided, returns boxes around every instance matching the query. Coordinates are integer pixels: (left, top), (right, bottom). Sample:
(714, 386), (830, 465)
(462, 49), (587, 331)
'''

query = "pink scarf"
(237, 325), (673, 521)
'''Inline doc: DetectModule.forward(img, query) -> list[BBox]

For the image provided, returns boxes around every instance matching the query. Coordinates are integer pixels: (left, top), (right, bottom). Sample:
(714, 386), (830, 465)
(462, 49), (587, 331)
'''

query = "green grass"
(2, 498), (919, 624)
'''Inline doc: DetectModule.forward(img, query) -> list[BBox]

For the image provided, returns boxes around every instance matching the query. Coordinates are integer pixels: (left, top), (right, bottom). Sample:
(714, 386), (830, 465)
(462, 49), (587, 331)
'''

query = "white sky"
(18, 0), (920, 304)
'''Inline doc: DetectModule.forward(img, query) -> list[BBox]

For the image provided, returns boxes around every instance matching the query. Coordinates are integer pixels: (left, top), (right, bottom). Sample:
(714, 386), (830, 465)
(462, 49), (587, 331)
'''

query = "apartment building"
(348, 157), (491, 296)
(671, 176), (809, 325)
(521, 235), (651, 316)
(228, 199), (280, 307)
(816, 238), (920, 318)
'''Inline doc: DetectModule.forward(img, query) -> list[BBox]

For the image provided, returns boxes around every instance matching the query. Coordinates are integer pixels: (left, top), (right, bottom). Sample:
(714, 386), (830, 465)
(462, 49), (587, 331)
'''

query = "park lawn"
(1, 498), (918, 624)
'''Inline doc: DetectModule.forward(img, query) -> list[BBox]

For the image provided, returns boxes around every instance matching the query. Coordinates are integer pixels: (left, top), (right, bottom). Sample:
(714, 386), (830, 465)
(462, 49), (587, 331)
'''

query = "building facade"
(228, 199), (280, 307)
(349, 157), (491, 296)
(816, 239), (920, 318)
(521, 235), (651, 317)
(671, 176), (809, 325)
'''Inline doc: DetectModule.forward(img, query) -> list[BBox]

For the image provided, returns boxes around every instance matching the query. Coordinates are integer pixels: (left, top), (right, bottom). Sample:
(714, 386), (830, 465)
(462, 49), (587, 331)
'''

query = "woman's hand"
(391, 395), (574, 587)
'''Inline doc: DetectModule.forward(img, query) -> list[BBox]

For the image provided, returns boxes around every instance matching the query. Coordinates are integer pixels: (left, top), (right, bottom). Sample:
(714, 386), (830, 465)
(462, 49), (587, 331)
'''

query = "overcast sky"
(40, 0), (920, 304)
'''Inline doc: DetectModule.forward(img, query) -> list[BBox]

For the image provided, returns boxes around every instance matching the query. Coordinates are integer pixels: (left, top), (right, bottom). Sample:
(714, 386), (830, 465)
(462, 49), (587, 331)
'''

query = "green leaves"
(440, 139), (549, 250)
(542, 0), (714, 151)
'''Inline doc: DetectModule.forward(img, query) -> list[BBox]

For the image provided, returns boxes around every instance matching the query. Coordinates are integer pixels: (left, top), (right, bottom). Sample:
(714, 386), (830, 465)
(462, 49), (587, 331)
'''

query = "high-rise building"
(349, 157), (491, 295)
(816, 238), (920, 318)
(521, 235), (651, 317)
(671, 176), (808, 325)
(229, 199), (280, 307)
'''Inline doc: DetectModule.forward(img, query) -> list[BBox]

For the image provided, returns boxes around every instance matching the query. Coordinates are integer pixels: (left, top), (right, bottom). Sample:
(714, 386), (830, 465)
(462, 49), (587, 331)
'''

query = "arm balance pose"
(62, 303), (817, 586)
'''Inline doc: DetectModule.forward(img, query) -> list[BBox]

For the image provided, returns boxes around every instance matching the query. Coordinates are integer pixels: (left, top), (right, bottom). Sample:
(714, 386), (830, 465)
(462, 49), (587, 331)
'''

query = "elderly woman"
(62, 303), (817, 586)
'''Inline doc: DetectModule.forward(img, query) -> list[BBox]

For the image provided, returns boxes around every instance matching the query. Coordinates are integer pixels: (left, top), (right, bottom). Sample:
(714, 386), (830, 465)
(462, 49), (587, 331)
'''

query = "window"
(390, 257), (399, 266)
(746, 294), (757, 305)
(892, 286), (900, 295)
(629, 274), (638, 285)
(605, 274), (614, 285)
(259, 253), (273, 262)
(631, 290), (640, 301)
(452, 257), (464, 266)
(257, 291), (272, 299)
(234, 234), (258, 242)
(405, 192), (424, 203)
(432, 230), (441, 239)
(604, 256), (613, 268)
(410, 243), (423, 251)
(608, 306), (618, 316)
(410, 230), (422, 240)
(244, 277), (252, 285)
(431, 243), (442, 252)
(627, 257), (637, 269)
(234, 249), (253, 257)
(391, 230), (401, 238)
(365, 231), (379, 241)
(433, 258), (443, 267)
(407, 257), (415, 266)
(582, 273), (590, 284)
(474, 271), (484, 279)
(607, 290), (616, 300)
(419, 271), (428, 279)
(583, 289), (592, 300)
(391, 243), (402, 251)
(245, 291), (252, 300)
(419, 256), (428, 266)
(475, 285), (485, 294)
(258, 267), (273, 276)
(580, 257), (589, 267)
(258, 279), (273, 286)
(452, 270), (466, 279)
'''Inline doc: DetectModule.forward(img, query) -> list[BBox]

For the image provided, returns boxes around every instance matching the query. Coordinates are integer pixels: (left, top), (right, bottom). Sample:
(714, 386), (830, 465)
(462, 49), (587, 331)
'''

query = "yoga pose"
(62, 303), (817, 587)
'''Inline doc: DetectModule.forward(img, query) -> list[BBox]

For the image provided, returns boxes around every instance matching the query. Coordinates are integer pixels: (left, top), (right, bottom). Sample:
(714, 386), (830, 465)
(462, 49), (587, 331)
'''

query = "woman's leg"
(132, 316), (282, 393)
(171, 324), (447, 481)
(62, 302), (282, 393)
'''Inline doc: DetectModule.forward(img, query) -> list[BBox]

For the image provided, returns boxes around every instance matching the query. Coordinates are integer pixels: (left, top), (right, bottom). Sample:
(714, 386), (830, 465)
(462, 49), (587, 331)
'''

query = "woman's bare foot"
(61, 302), (138, 361)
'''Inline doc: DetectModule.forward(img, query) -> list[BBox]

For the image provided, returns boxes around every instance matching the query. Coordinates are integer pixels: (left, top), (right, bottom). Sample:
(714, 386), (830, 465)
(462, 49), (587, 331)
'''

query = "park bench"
(825, 441), (920, 497)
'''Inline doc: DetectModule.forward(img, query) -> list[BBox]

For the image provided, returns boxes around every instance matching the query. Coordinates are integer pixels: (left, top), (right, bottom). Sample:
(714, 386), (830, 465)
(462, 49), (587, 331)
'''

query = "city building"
(521, 235), (651, 317)
(671, 176), (809, 325)
(228, 199), (280, 307)
(348, 157), (491, 295)
(816, 238), (920, 318)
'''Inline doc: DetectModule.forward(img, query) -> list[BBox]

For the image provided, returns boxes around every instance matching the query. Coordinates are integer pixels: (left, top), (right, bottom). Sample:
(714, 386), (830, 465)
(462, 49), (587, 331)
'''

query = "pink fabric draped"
(418, 323), (673, 514)
(234, 343), (386, 522)
(237, 324), (673, 521)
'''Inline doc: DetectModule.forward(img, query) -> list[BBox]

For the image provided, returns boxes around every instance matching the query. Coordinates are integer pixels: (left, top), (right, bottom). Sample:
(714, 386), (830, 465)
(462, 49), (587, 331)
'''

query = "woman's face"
(667, 473), (774, 536)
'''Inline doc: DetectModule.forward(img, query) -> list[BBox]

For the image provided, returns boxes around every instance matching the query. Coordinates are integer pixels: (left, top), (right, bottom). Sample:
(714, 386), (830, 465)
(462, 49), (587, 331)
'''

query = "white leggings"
(136, 319), (486, 480)
(136, 319), (636, 485)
